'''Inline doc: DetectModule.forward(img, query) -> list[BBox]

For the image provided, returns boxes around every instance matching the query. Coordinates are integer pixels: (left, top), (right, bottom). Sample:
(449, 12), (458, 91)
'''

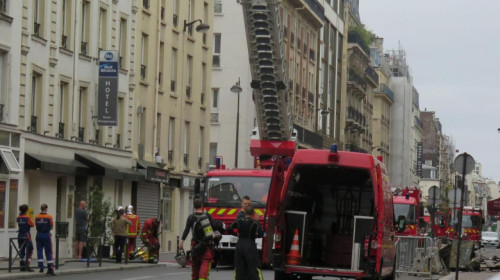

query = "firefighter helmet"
(126, 205), (134, 214)
(175, 249), (189, 267)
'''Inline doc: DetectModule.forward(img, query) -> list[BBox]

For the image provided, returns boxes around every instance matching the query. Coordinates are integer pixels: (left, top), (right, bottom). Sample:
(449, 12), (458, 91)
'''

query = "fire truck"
(448, 206), (483, 248)
(234, 1), (397, 279)
(201, 167), (271, 265)
(393, 187), (423, 236)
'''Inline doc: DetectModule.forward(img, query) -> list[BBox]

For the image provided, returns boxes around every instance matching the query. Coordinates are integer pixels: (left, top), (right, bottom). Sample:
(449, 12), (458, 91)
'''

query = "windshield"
(394, 203), (416, 224)
(204, 176), (271, 207)
(482, 232), (499, 238)
(450, 215), (481, 228)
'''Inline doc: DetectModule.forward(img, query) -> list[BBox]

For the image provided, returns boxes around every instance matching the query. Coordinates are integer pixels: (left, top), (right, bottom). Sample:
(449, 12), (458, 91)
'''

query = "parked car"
(481, 231), (500, 248)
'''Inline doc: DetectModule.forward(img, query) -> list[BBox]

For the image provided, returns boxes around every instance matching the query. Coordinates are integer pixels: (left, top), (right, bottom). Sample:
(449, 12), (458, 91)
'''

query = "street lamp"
(183, 19), (210, 33)
(231, 78), (243, 168)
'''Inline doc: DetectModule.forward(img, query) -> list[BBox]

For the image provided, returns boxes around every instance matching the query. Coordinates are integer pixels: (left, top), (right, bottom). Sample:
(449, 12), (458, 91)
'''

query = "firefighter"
(124, 205), (140, 259)
(17, 204), (34, 272)
(140, 217), (160, 263)
(236, 196), (252, 220)
(35, 203), (55, 276)
(230, 204), (264, 280)
(179, 197), (215, 280)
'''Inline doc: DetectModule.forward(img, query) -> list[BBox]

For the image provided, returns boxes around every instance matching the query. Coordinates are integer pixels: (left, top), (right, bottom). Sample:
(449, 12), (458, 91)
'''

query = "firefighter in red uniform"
(124, 205), (140, 259)
(140, 217), (160, 263)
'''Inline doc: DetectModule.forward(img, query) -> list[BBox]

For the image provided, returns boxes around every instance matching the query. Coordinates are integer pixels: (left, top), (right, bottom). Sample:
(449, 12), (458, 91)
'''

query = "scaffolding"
(384, 43), (411, 78)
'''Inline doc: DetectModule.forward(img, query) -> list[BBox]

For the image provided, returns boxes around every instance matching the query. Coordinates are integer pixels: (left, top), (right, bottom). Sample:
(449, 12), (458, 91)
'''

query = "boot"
(46, 269), (56, 276)
(20, 260), (25, 271)
(25, 264), (34, 272)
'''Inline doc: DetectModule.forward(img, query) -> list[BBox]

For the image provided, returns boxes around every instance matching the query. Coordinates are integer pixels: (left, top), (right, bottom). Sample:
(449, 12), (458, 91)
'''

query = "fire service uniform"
(230, 217), (264, 280)
(17, 209), (34, 271)
(35, 208), (54, 275)
(124, 207), (140, 258)
(140, 218), (160, 263)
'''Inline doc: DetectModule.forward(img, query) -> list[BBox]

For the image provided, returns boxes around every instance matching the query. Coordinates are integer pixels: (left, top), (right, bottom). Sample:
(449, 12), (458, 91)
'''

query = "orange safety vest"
(125, 214), (140, 237)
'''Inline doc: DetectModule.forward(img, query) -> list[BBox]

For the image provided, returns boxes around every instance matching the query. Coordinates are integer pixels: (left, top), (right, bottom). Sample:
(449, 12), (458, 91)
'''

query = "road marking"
(122, 276), (156, 280)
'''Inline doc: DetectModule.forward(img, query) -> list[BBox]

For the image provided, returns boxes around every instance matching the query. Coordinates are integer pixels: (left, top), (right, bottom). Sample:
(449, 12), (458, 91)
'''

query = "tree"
(87, 185), (113, 244)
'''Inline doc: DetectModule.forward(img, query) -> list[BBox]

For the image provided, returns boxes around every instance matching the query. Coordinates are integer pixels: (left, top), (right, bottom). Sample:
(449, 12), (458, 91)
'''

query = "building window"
(80, 1), (90, 55)
(0, 51), (6, 114)
(198, 126), (204, 169)
(159, 42), (164, 86)
(209, 143), (217, 165)
(213, 33), (221, 67)
(58, 82), (68, 138)
(117, 97), (124, 148)
(201, 63), (206, 104)
(30, 72), (42, 132)
(183, 121), (190, 166)
(61, 0), (72, 49)
(186, 55), (192, 99)
(168, 117), (174, 162)
(78, 87), (87, 141)
(214, 0), (222, 14)
(33, 0), (45, 37)
(98, 7), (108, 52)
(141, 34), (148, 79)
(212, 88), (218, 108)
(170, 48), (177, 92)
(161, 187), (172, 231)
(0, 0), (7, 14)
(172, 0), (179, 27)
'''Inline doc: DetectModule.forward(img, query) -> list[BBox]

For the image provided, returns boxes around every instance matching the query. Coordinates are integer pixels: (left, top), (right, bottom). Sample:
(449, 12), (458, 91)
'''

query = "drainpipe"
(152, 0), (161, 160)
(72, 1), (79, 137)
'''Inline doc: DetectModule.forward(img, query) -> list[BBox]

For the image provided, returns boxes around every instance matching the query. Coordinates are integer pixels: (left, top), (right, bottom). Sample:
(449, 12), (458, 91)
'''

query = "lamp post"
(231, 78), (243, 168)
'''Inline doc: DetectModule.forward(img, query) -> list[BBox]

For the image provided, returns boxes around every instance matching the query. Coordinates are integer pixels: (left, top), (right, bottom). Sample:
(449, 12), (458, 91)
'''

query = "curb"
(0, 262), (168, 280)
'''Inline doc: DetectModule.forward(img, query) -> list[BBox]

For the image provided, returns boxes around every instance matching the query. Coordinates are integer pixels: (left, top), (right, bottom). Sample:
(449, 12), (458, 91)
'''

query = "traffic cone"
(287, 229), (301, 265)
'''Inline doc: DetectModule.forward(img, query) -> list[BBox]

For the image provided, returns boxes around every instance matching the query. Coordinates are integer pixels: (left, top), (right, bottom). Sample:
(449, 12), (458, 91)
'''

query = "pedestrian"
(231, 204), (264, 280)
(124, 205), (140, 259)
(236, 196), (252, 220)
(35, 203), (55, 276)
(140, 217), (161, 263)
(17, 204), (34, 272)
(179, 197), (215, 280)
(74, 200), (88, 259)
(111, 206), (131, 263)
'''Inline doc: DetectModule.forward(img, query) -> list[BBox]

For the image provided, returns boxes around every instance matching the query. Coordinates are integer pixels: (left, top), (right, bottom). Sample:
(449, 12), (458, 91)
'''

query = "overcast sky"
(359, 0), (500, 183)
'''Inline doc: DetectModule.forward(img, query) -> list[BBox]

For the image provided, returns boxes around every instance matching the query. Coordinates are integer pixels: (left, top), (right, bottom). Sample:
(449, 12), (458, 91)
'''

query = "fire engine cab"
(393, 187), (423, 236)
(448, 206), (483, 248)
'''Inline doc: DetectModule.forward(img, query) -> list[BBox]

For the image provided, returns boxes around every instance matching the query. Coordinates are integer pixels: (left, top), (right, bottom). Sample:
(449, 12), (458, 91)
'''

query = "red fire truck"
(201, 167), (271, 265)
(448, 206), (483, 248)
(393, 187), (423, 236)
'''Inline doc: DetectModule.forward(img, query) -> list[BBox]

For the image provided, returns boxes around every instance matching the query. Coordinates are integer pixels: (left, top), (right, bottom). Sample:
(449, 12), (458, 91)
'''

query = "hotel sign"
(98, 50), (118, 126)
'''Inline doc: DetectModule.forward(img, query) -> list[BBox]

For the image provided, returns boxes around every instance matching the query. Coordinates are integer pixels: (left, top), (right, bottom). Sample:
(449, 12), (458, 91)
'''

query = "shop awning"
(136, 159), (168, 183)
(75, 153), (145, 181)
(136, 159), (159, 170)
(25, 153), (89, 175)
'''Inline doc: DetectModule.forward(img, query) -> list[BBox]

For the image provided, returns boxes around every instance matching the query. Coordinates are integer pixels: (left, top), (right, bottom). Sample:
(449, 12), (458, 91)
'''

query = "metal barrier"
(395, 236), (434, 278)
(55, 222), (69, 269)
(8, 237), (29, 273)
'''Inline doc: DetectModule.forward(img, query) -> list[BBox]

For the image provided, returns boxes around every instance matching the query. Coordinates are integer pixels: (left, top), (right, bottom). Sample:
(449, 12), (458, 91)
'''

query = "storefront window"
(8, 180), (18, 228)
(0, 131), (8, 146)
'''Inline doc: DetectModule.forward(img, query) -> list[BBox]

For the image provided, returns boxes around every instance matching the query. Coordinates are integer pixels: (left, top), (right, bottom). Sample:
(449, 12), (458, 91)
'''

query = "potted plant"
(87, 185), (113, 258)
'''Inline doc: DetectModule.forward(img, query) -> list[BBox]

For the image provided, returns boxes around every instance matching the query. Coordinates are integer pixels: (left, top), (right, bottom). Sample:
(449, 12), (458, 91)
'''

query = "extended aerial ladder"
(238, 0), (296, 159)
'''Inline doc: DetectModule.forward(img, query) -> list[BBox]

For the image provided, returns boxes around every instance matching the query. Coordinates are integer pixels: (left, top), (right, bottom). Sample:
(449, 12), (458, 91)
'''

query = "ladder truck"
(237, 1), (397, 279)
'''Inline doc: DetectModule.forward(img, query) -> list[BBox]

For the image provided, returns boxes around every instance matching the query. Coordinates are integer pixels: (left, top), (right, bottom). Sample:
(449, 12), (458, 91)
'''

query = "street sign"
(454, 153), (475, 174)
(448, 189), (462, 205)
(428, 198), (441, 206)
(428, 186), (439, 199)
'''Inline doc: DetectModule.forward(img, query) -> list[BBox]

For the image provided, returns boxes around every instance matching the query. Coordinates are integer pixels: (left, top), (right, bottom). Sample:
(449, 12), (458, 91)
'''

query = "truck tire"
(274, 270), (289, 280)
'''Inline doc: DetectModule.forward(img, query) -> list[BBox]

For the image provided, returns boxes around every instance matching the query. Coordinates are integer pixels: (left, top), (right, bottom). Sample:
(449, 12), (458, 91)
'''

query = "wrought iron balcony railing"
(78, 127), (84, 142)
(183, 153), (188, 166)
(29, 116), (37, 132)
(61, 34), (67, 49)
(34, 22), (40, 36)
(140, 64), (146, 79)
(57, 122), (64, 138)
(168, 150), (173, 163)
(81, 41), (87, 55)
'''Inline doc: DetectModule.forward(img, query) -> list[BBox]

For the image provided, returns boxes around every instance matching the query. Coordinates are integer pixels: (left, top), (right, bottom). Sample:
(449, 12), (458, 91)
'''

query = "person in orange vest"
(140, 218), (160, 263)
(124, 205), (140, 259)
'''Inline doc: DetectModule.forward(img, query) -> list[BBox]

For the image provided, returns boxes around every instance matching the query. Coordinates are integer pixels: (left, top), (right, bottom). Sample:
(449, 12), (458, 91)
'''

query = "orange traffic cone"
(287, 229), (301, 265)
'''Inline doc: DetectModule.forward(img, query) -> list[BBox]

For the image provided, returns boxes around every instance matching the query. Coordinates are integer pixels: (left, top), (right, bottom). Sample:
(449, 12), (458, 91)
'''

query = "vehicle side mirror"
(396, 215), (406, 233)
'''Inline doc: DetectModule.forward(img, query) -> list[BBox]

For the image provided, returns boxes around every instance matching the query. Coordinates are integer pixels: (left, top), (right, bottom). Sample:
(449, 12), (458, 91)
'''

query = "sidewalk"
(0, 252), (179, 280)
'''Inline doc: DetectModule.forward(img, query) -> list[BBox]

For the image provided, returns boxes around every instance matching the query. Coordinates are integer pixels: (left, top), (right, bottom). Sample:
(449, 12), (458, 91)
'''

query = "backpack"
(192, 212), (214, 243)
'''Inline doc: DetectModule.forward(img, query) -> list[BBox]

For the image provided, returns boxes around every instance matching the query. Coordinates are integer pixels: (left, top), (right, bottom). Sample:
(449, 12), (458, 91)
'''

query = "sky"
(359, 0), (500, 183)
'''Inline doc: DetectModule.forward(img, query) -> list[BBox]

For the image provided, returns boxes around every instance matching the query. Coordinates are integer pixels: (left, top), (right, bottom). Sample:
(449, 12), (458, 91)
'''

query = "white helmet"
(126, 205), (134, 214)
(116, 205), (124, 212)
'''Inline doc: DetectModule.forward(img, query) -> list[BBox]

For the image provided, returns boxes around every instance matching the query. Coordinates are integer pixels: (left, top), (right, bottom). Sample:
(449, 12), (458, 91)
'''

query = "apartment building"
(0, 0), (140, 257)
(411, 87), (422, 186)
(371, 38), (393, 168)
(134, 0), (213, 251)
(344, 0), (378, 153)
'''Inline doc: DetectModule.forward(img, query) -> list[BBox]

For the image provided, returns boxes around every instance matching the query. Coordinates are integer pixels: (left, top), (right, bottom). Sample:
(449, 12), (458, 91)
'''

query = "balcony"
(183, 153), (188, 166)
(170, 80), (176, 92)
(57, 122), (64, 138)
(61, 34), (67, 49)
(28, 116), (37, 132)
(348, 30), (369, 55)
(140, 64), (146, 79)
(143, 0), (150, 9)
(168, 150), (173, 163)
(382, 84), (395, 103)
(81, 41), (87, 55)
(33, 22), (40, 36)
(78, 127), (84, 142)
(365, 66), (379, 87)
(186, 85), (191, 99)
(347, 69), (367, 98)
